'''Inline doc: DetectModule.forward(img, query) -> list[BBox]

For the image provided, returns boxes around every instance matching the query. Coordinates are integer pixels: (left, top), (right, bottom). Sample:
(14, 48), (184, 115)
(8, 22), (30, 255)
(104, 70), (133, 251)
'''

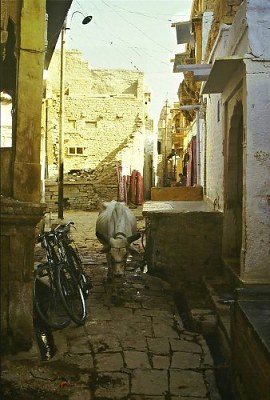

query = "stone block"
(147, 337), (170, 355)
(95, 352), (124, 372)
(94, 372), (129, 399)
(124, 350), (151, 369)
(152, 354), (170, 369)
(170, 351), (201, 369)
(131, 369), (168, 395)
(170, 369), (207, 397)
(169, 338), (201, 354)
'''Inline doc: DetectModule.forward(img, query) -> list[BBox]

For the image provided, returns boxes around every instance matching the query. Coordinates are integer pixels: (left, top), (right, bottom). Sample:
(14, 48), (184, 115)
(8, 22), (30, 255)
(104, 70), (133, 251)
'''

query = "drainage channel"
(173, 289), (236, 400)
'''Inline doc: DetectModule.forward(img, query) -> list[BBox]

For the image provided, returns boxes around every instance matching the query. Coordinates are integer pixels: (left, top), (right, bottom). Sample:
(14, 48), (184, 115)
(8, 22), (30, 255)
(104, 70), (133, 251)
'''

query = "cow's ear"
(100, 244), (110, 253)
(96, 231), (107, 244)
(127, 233), (141, 243)
(128, 243), (141, 257)
(109, 237), (115, 246)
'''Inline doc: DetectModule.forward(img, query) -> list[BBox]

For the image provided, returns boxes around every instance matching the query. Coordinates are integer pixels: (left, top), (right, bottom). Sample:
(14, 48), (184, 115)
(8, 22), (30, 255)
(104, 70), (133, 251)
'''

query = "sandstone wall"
(44, 50), (151, 206)
(45, 181), (118, 211)
(144, 211), (223, 284)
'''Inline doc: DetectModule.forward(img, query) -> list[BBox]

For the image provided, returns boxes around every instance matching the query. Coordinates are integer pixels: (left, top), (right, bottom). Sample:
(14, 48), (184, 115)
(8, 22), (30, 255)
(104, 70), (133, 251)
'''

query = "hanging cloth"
(191, 136), (197, 186)
(186, 142), (193, 186)
(117, 166), (127, 203)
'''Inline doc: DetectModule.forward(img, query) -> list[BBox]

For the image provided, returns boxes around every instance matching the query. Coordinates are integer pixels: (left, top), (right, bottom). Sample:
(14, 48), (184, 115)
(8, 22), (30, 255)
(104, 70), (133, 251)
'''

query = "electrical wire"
(101, 0), (174, 53)
(72, 0), (180, 64)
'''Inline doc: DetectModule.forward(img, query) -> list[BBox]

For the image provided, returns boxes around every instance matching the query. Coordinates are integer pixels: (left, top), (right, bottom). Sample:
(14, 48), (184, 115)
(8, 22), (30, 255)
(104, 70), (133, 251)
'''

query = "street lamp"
(58, 12), (92, 219)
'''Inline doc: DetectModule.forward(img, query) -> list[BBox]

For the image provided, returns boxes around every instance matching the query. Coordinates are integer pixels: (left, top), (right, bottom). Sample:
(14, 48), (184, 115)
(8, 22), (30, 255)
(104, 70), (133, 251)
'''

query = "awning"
(202, 57), (244, 94)
(172, 21), (194, 45)
(45, 0), (73, 69)
(174, 63), (211, 81)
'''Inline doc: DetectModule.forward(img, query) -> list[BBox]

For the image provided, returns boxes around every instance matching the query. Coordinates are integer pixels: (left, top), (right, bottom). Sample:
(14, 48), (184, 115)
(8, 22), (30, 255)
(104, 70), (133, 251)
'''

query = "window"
(76, 147), (84, 155)
(0, 92), (13, 148)
(68, 147), (85, 156)
(68, 119), (77, 130)
(85, 121), (97, 128)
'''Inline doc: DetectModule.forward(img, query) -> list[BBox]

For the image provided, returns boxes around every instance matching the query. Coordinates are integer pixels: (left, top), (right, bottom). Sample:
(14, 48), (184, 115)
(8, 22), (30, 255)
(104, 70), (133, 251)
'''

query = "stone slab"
(170, 370), (208, 397)
(124, 350), (151, 369)
(95, 352), (124, 372)
(171, 351), (201, 369)
(94, 372), (129, 399)
(131, 369), (168, 395)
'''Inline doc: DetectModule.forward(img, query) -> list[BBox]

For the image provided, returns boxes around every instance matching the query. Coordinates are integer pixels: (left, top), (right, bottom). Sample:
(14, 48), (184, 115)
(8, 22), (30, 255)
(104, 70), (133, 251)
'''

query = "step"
(203, 276), (234, 344)
(222, 257), (242, 289)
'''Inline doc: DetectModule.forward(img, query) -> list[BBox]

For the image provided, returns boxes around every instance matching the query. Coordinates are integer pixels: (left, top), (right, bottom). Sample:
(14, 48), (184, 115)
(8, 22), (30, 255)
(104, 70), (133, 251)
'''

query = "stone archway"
(223, 101), (243, 273)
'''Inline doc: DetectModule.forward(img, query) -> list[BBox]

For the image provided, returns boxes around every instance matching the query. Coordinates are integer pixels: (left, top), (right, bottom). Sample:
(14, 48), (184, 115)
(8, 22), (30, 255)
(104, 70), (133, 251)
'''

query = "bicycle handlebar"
(37, 221), (76, 244)
(53, 221), (75, 233)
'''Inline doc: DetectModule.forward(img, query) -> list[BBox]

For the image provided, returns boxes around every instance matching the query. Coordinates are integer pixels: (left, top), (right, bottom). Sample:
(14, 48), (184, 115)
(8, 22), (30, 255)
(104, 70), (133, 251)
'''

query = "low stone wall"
(144, 210), (223, 284)
(151, 186), (203, 201)
(45, 181), (118, 211)
(231, 287), (270, 400)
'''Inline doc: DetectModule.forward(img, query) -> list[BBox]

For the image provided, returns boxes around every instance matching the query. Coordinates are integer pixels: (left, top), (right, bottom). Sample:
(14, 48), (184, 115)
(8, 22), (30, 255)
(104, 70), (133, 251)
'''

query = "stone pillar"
(0, 199), (46, 353)
(0, 0), (47, 353)
(241, 59), (270, 283)
(13, 0), (46, 203)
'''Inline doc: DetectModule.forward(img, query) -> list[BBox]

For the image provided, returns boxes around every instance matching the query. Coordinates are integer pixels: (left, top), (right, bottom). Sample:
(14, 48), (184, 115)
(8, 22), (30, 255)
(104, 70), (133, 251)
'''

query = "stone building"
(43, 50), (154, 210)
(156, 100), (188, 187)
(156, 100), (173, 187)
(170, 0), (270, 398)
(0, 0), (73, 353)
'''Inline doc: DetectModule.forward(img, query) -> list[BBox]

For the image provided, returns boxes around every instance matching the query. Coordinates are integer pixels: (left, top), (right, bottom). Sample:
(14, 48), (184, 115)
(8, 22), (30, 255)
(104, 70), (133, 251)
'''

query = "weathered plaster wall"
(243, 60), (270, 281)
(205, 0), (270, 281)
(204, 93), (224, 208)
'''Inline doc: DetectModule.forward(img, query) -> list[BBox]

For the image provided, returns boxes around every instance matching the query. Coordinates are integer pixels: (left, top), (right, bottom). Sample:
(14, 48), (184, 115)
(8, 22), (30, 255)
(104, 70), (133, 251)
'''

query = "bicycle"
(33, 227), (87, 329)
(53, 221), (92, 299)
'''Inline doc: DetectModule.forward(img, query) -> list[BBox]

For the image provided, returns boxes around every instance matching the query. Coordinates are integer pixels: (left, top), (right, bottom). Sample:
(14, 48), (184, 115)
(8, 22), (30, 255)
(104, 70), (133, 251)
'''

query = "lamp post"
(58, 12), (92, 219)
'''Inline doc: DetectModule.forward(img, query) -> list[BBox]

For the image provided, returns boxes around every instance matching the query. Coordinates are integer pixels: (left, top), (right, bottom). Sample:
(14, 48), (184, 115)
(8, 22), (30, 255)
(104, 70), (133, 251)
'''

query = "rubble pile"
(65, 161), (119, 185)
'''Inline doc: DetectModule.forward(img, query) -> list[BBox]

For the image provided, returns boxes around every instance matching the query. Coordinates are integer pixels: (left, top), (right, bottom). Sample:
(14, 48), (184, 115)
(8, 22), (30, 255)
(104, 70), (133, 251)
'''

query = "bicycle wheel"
(56, 262), (87, 325)
(33, 263), (71, 330)
(64, 245), (92, 298)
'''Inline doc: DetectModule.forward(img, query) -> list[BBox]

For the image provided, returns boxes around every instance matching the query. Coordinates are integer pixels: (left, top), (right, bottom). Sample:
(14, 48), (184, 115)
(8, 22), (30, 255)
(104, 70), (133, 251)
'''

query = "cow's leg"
(106, 253), (113, 282)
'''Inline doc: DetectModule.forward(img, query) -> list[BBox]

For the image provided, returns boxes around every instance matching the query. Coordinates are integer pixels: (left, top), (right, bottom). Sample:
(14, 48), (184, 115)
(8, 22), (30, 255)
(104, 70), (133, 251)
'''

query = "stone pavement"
(1, 208), (222, 400)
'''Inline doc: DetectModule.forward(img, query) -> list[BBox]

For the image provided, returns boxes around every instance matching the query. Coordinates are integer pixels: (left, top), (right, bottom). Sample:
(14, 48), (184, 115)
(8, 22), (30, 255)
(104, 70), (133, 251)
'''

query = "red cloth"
(117, 166), (127, 203)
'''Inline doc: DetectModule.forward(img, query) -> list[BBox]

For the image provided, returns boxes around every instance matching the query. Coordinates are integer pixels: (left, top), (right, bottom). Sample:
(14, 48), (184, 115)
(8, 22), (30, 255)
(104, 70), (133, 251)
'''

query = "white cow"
(96, 200), (141, 279)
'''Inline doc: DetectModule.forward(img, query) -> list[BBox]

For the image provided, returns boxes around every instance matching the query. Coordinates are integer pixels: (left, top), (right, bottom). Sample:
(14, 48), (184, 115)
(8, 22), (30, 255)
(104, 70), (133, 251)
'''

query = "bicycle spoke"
(57, 263), (87, 325)
(33, 263), (71, 330)
(65, 245), (92, 298)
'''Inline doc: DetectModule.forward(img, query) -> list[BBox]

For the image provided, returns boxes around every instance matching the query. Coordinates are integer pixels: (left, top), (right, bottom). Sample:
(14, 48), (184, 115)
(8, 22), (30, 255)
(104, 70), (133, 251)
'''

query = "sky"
(64, 0), (193, 127)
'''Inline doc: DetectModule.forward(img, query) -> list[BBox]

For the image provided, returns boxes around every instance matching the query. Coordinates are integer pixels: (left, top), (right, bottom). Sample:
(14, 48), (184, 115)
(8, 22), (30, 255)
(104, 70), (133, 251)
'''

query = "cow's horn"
(127, 232), (141, 243)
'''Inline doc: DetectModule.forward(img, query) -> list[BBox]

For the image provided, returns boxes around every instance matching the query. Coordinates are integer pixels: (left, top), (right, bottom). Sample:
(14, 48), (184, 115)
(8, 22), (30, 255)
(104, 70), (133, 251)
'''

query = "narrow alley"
(1, 207), (231, 400)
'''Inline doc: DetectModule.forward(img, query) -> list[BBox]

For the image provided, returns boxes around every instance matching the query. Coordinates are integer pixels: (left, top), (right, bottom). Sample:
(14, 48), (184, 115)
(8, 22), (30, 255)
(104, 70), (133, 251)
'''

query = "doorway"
(223, 101), (244, 273)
